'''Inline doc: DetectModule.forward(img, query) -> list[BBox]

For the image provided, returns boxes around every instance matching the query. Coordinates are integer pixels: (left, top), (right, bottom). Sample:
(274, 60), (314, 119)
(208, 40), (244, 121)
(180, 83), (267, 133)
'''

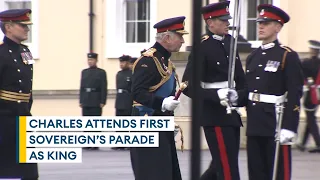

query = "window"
(226, 0), (278, 48)
(126, 0), (150, 43)
(106, 0), (157, 58)
(0, 0), (39, 58)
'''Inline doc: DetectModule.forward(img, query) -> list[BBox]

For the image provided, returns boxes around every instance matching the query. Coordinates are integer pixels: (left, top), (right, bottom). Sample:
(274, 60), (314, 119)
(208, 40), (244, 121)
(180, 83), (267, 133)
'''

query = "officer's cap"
(119, 55), (131, 62)
(308, 40), (320, 50)
(0, 9), (32, 25)
(130, 57), (138, 64)
(257, 4), (290, 25)
(202, 1), (232, 21)
(87, 52), (98, 59)
(153, 16), (188, 35)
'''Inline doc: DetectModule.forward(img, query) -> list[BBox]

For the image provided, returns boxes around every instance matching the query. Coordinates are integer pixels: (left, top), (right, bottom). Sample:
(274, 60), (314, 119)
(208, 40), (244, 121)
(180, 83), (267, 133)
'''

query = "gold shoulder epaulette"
(280, 45), (292, 52)
(201, 35), (209, 42)
(142, 48), (157, 57)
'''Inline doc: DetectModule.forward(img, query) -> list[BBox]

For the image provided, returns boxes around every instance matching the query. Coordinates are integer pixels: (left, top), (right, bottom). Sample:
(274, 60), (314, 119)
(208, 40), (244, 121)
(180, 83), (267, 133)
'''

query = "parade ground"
(38, 149), (320, 180)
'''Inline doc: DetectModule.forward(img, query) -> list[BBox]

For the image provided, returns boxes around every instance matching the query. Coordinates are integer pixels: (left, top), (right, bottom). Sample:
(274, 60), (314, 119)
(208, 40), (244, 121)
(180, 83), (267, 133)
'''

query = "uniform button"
(9, 50), (12, 53)
(246, 70), (249, 72)
(262, 52), (266, 55)
(17, 100), (21, 103)
(217, 62), (220, 65)
(30, 90), (32, 92)
(254, 90), (258, 92)
(227, 56), (229, 58)
(256, 77), (260, 80)
(252, 103), (256, 106)
(19, 80), (22, 83)
(31, 79), (33, 81)
(14, 59), (17, 62)
(17, 69), (20, 72)
(222, 43), (224, 45)
(19, 90), (22, 93)
(31, 68), (33, 70)
(258, 64), (262, 67)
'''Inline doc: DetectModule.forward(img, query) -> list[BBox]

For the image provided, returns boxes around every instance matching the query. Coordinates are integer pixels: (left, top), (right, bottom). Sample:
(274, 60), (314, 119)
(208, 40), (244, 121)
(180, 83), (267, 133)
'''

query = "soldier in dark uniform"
(129, 56), (137, 70)
(0, 9), (38, 180)
(296, 40), (320, 153)
(80, 52), (107, 150)
(182, 2), (247, 180)
(112, 55), (132, 151)
(130, 16), (188, 180)
(245, 5), (304, 180)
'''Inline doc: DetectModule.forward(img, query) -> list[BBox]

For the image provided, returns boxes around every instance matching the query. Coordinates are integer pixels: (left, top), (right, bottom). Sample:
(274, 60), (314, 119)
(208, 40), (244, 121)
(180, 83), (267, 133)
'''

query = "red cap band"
(157, 23), (184, 33)
(0, 14), (30, 22)
(259, 11), (284, 23)
(203, 8), (229, 20)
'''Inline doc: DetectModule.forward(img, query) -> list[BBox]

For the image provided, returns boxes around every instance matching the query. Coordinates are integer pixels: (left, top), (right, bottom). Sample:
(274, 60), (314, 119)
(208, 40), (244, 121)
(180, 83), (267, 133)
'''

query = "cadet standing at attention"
(182, 2), (247, 180)
(129, 56), (137, 70)
(80, 53), (107, 150)
(296, 40), (320, 153)
(112, 55), (133, 151)
(115, 55), (133, 117)
(0, 9), (39, 180)
(245, 4), (304, 180)
(130, 16), (188, 180)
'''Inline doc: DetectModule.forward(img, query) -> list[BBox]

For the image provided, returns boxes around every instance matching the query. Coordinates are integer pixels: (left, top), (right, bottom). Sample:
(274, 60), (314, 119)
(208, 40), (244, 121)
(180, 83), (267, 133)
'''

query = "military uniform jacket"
(301, 56), (320, 110)
(80, 67), (107, 107)
(182, 32), (247, 127)
(131, 42), (178, 115)
(0, 36), (38, 179)
(115, 68), (132, 110)
(0, 36), (33, 116)
(245, 40), (304, 136)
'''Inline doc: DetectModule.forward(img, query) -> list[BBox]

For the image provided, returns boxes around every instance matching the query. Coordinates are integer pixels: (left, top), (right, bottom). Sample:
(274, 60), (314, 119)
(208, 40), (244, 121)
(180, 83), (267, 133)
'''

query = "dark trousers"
(247, 136), (292, 180)
(301, 110), (320, 146)
(82, 107), (102, 116)
(201, 126), (240, 180)
(116, 109), (132, 116)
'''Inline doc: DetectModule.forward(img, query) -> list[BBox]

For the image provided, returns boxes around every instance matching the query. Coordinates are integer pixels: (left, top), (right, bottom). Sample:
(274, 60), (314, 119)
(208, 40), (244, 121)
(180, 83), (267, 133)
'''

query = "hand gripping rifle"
(225, 0), (242, 114)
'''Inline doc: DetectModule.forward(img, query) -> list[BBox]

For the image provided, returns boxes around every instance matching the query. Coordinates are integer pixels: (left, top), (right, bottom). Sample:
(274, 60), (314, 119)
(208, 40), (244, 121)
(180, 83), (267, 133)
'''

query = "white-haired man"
(130, 16), (188, 180)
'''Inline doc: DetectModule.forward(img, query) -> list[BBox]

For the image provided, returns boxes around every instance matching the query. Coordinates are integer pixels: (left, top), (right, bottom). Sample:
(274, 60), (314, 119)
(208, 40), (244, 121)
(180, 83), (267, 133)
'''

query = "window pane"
(126, 1), (136, 21)
(247, 20), (257, 41)
(260, 0), (272, 4)
(6, 1), (32, 43)
(137, 0), (149, 20)
(137, 22), (149, 43)
(6, 1), (31, 9)
(247, 0), (257, 18)
(126, 22), (136, 43)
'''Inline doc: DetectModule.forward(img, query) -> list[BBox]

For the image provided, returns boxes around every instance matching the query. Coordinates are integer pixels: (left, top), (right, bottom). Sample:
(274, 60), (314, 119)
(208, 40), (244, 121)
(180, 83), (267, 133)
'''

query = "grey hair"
(155, 31), (176, 42)
(0, 22), (7, 34)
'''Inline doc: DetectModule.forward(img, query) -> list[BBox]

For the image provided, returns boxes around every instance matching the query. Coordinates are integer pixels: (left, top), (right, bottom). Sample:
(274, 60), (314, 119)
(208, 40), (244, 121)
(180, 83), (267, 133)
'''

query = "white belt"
(200, 81), (235, 89)
(248, 92), (286, 104)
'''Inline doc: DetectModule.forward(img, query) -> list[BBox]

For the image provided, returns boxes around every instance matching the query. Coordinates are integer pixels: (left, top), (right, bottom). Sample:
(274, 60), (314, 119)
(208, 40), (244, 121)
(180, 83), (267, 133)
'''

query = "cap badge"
(226, 6), (229, 12)
(260, 9), (265, 15)
(26, 13), (30, 17)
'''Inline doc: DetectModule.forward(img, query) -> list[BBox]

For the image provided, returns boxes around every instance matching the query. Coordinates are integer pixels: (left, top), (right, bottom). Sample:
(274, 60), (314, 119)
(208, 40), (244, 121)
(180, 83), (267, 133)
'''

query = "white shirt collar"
(261, 42), (275, 50)
(212, 34), (224, 41)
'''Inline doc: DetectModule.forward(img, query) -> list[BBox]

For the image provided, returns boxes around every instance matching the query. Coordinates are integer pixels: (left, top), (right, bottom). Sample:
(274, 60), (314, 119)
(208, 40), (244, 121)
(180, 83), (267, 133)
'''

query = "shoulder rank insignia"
(142, 48), (157, 57)
(280, 45), (292, 52)
(201, 35), (209, 42)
